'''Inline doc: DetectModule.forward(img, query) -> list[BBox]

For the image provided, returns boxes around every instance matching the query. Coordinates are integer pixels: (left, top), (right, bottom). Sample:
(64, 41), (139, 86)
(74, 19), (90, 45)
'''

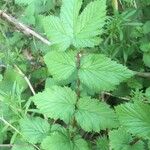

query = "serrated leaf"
(43, 16), (71, 51)
(42, 0), (106, 51)
(79, 54), (134, 92)
(74, 0), (106, 47)
(116, 102), (150, 139)
(109, 128), (144, 150)
(20, 117), (50, 144)
(75, 97), (118, 132)
(41, 131), (89, 150)
(45, 78), (59, 89)
(60, 0), (82, 36)
(32, 86), (77, 123)
(73, 135), (90, 150)
(41, 132), (72, 150)
(96, 136), (109, 150)
(44, 51), (77, 84)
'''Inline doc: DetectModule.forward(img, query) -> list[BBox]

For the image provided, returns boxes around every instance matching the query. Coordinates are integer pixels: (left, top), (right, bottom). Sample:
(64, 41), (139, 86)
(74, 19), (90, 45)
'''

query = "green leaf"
(96, 136), (109, 150)
(0, 124), (6, 144)
(75, 97), (118, 132)
(32, 86), (77, 123)
(74, 0), (106, 47)
(109, 128), (144, 150)
(20, 117), (50, 144)
(42, 15), (71, 51)
(21, 4), (36, 25)
(42, 0), (106, 51)
(143, 52), (150, 68)
(73, 135), (90, 150)
(41, 131), (89, 150)
(45, 77), (59, 89)
(145, 87), (150, 101)
(3, 68), (28, 91)
(79, 54), (134, 92)
(60, 0), (82, 36)
(44, 51), (77, 84)
(143, 21), (150, 34)
(41, 132), (72, 150)
(116, 102), (150, 139)
(0, 74), (3, 82)
(140, 42), (150, 52)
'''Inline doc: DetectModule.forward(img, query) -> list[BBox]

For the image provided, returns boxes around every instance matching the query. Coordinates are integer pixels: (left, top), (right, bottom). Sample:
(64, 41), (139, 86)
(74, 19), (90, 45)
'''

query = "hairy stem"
(76, 52), (82, 101)
(71, 52), (82, 130)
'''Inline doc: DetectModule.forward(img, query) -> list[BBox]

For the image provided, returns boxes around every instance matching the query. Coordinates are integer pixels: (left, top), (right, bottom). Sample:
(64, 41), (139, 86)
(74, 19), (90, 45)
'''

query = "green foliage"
(31, 86), (76, 123)
(96, 136), (109, 150)
(41, 131), (89, 150)
(32, 86), (118, 132)
(145, 87), (150, 101)
(44, 51), (77, 84)
(44, 51), (133, 92)
(42, 0), (106, 51)
(116, 102), (150, 139)
(109, 128), (144, 150)
(1, 0), (150, 149)
(75, 97), (118, 131)
(78, 53), (134, 92)
(20, 117), (50, 144)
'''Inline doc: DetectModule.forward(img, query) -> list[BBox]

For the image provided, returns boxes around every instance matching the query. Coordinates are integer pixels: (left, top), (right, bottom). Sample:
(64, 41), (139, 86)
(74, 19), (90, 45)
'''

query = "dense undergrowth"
(0, 0), (150, 150)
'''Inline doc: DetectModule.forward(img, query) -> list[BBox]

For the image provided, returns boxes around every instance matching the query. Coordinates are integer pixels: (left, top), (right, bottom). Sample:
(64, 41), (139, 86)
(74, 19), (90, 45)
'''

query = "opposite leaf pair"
(31, 86), (118, 132)
(44, 51), (134, 93)
(20, 117), (90, 150)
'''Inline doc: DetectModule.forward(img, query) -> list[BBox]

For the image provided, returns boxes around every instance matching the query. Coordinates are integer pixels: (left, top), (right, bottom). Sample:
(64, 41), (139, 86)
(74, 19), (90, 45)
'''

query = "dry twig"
(0, 10), (51, 45)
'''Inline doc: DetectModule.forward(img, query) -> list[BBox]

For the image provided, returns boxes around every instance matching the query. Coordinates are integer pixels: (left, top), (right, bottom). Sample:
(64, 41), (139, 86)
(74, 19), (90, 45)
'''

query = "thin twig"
(135, 71), (150, 78)
(103, 92), (130, 101)
(0, 144), (13, 147)
(14, 65), (36, 95)
(0, 117), (40, 150)
(0, 117), (21, 135)
(0, 10), (51, 45)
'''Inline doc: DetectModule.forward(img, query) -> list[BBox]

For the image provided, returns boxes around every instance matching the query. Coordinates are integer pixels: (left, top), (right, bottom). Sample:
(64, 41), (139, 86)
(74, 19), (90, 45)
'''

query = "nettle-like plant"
(17, 0), (150, 150)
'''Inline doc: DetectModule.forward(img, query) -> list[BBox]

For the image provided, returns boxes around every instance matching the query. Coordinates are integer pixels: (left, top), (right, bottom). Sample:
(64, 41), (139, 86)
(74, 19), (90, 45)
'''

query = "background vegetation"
(0, 0), (150, 149)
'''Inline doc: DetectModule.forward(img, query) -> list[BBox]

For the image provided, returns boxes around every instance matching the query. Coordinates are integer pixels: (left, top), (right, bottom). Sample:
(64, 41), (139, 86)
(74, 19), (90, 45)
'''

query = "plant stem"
(71, 52), (82, 129)
(76, 52), (82, 101)
(0, 117), (21, 135)
(0, 144), (13, 148)
(14, 65), (36, 95)
(135, 71), (150, 78)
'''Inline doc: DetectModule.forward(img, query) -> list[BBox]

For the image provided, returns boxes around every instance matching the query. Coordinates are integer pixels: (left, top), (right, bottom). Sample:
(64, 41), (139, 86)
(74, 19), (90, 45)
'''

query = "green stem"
(71, 51), (82, 129)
